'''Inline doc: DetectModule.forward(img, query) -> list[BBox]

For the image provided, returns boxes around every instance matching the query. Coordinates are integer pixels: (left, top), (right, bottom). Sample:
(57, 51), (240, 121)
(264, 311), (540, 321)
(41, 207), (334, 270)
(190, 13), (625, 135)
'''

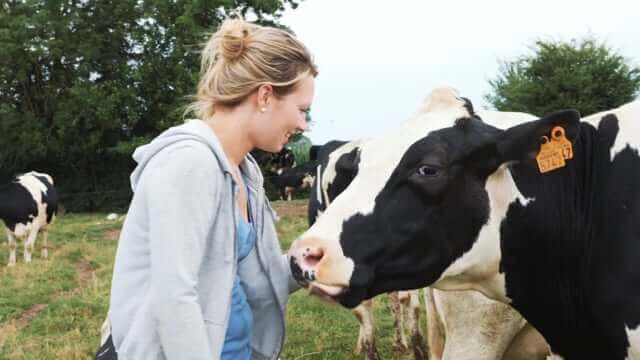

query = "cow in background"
(0, 171), (58, 266)
(251, 147), (297, 175)
(268, 160), (318, 201)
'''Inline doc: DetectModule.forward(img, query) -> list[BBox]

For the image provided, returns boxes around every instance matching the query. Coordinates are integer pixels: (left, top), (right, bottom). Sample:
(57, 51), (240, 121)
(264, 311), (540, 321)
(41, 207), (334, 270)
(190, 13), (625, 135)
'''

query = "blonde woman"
(97, 19), (317, 360)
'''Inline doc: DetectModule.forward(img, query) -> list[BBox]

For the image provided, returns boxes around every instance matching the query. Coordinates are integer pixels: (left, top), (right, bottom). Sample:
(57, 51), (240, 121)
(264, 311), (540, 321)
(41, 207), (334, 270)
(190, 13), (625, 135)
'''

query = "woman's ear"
(256, 83), (273, 111)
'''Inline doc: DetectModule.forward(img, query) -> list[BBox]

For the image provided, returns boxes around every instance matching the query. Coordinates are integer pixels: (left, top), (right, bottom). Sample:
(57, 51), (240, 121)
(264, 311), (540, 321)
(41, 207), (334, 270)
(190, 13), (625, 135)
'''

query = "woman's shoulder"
(142, 142), (226, 188)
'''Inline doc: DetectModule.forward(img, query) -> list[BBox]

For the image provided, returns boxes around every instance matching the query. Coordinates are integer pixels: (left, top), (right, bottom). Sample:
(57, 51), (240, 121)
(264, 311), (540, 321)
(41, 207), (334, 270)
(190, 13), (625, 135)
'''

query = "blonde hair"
(187, 18), (318, 120)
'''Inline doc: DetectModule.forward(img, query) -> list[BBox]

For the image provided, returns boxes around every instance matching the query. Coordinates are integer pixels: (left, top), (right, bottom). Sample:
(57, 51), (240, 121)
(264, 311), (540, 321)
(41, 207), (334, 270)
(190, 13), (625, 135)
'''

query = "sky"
(278, 0), (639, 144)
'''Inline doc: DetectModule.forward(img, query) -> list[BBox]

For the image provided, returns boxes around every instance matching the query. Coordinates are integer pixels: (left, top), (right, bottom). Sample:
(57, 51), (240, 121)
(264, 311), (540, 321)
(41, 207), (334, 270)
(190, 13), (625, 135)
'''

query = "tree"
(485, 37), (640, 117)
(0, 0), (299, 210)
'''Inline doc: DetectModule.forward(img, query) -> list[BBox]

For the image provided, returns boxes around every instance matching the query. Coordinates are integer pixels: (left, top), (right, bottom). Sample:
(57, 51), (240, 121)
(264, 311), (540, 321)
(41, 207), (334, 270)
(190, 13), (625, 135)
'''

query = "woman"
(97, 18), (317, 360)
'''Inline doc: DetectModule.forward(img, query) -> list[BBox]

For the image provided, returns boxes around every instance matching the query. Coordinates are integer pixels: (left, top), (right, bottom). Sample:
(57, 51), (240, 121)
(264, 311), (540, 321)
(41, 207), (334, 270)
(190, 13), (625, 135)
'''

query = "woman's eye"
(417, 165), (439, 177)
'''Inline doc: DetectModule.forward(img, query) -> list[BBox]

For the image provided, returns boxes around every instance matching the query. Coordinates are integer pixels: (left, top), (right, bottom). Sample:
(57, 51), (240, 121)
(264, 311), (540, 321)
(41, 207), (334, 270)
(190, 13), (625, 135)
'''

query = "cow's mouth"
(308, 282), (345, 303)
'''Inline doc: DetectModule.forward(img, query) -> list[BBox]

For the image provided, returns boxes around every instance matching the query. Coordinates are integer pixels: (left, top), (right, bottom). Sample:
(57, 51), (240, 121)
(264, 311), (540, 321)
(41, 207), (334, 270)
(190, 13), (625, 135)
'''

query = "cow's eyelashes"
(417, 164), (441, 177)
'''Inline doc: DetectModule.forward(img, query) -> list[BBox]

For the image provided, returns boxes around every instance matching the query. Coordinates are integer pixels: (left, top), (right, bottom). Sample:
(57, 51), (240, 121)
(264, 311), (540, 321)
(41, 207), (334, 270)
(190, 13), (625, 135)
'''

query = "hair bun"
(219, 19), (253, 62)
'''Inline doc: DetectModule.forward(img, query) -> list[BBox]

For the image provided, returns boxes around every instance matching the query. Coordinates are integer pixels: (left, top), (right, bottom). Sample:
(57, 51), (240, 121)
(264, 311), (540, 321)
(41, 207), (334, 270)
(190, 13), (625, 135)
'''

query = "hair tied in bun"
(220, 19), (252, 62)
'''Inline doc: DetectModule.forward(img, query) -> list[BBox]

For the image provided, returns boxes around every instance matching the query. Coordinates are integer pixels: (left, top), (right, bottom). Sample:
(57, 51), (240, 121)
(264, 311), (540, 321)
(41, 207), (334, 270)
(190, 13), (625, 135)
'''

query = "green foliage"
(486, 37), (640, 116)
(287, 134), (312, 164)
(0, 0), (298, 210)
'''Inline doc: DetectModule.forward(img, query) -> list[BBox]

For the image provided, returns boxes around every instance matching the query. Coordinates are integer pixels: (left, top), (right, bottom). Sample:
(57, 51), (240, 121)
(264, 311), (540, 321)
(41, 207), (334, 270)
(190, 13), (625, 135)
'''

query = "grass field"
(0, 200), (423, 359)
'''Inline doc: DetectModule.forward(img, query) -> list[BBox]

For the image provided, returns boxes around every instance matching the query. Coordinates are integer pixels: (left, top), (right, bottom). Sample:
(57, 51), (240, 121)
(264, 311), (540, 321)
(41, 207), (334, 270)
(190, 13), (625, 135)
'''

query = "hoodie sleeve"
(142, 144), (222, 359)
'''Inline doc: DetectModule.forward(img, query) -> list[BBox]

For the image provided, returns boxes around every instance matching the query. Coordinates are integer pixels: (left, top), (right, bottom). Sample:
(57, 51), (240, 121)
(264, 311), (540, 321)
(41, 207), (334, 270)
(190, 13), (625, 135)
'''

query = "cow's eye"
(417, 165), (440, 177)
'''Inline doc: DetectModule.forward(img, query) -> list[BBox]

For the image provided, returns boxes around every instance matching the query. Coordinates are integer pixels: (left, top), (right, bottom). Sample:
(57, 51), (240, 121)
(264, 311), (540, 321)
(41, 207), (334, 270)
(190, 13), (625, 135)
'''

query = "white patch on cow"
(435, 165), (534, 303)
(18, 171), (50, 199)
(625, 325), (640, 360)
(431, 288), (529, 360)
(12, 222), (33, 238)
(315, 164), (323, 206)
(301, 174), (314, 189)
(581, 101), (640, 161)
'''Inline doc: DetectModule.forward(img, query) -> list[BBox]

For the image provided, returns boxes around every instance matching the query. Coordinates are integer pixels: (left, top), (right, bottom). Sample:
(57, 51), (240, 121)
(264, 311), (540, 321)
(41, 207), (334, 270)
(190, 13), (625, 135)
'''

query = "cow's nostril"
(302, 247), (324, 267)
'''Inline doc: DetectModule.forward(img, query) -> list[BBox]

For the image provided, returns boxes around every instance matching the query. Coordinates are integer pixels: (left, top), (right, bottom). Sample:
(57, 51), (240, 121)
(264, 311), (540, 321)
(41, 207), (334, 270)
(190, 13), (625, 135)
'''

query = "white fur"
(626, 325), (640, 359)
(580, 101), (640, 161)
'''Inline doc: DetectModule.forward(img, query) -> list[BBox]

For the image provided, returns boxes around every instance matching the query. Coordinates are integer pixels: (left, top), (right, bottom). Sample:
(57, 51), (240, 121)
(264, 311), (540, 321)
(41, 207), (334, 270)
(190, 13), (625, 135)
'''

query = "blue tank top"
(221, 187), (256, 360)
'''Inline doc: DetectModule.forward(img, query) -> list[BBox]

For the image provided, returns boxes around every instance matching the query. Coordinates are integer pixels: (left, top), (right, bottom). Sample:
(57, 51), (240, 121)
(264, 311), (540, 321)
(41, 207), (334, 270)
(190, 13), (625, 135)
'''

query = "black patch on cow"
(0, 181), (38, 232)
(326, 147), (361, 204)
(460, 97), (474, 115)
(0, 174), (57, 233)
(497, 113), (640, 359)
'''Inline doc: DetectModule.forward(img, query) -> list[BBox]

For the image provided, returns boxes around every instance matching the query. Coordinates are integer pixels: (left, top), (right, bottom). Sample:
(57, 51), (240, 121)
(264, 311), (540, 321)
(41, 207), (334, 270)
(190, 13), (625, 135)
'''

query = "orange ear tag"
(550, 126), (573, 160)
(536, 135), (566, 173)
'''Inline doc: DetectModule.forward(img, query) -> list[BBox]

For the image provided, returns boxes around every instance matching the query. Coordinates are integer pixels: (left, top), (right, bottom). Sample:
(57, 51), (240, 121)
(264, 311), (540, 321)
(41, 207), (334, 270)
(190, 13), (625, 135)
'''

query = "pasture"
(0, 200), (423, 359)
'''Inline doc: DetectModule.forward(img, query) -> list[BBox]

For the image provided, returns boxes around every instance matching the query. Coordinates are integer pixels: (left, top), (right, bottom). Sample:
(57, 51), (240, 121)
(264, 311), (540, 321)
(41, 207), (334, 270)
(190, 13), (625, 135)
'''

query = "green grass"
(0, 203), (421, 359)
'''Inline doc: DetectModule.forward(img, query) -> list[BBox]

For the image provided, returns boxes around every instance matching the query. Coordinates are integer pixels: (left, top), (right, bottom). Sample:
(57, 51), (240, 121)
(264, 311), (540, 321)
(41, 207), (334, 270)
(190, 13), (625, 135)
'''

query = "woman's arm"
(144, 145), (222, 359)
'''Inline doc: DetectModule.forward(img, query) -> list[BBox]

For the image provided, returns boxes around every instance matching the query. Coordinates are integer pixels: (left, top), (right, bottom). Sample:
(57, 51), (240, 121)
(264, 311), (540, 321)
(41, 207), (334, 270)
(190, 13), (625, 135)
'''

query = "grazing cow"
(305, 104), (549, 359)
(0, 171), (58, 266)
(289, 86), (640, 359)
(268, 161), (318, 201)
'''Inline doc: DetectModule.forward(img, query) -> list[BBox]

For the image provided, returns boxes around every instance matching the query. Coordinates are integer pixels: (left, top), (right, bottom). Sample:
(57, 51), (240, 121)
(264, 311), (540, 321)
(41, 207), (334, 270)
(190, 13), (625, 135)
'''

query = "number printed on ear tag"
(536, 135), (566, 173)
(550, 126), (573, 160)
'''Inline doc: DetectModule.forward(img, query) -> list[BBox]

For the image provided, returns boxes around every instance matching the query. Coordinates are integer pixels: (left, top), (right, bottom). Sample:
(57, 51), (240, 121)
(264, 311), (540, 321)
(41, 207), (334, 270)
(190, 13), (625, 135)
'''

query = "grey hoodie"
(108, 119), (298, 360)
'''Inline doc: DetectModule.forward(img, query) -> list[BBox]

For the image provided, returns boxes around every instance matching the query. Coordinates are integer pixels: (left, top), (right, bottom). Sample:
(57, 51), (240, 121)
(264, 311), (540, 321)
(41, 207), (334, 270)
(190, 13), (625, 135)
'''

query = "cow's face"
(288, 88), (581, 308)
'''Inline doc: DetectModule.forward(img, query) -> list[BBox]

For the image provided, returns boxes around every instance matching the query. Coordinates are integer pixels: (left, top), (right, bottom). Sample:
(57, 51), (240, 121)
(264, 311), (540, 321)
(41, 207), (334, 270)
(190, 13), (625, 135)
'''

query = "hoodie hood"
(130, 119), (263, 191)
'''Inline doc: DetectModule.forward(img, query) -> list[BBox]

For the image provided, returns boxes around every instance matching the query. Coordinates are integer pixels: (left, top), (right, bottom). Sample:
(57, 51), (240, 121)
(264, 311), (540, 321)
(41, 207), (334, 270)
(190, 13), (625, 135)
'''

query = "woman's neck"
(205, 109), (254, 167)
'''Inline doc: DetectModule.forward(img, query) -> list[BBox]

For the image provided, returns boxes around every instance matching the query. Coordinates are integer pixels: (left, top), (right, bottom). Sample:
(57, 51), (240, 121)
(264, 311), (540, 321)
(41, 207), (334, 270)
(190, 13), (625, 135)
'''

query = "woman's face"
(250, 74), (315, 152)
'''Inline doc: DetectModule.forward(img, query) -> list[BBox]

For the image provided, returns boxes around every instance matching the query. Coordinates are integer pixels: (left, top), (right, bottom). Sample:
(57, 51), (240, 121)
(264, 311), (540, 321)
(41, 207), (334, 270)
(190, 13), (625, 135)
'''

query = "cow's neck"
(499, 122), (620, 356)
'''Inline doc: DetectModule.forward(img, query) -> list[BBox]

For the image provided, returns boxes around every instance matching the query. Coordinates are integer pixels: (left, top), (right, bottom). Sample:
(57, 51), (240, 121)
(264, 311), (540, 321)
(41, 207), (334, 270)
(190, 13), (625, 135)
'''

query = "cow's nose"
(289, 245), (326, 284)
(302, 246), (325, 267)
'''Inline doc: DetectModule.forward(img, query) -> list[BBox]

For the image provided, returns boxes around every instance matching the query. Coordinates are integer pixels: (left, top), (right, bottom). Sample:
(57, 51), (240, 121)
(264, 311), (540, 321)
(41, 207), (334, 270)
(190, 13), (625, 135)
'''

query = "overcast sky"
(279, 0), (639, 144)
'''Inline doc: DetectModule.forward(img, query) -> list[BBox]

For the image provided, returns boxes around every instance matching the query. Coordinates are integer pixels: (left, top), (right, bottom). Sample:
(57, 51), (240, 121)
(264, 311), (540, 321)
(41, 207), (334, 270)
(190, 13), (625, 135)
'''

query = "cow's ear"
(335, 149), (360, 173)
(494, 109), (581, 165)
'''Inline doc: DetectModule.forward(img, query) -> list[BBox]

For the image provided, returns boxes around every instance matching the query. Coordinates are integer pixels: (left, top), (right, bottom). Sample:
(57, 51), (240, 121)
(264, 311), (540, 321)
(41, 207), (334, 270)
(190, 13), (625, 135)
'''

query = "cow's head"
(288, 87), (581, 308)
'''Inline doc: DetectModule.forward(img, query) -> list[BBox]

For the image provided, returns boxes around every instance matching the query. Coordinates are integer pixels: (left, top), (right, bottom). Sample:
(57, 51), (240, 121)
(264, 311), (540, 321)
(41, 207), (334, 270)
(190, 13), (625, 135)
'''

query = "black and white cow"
(308, 139), (365, 226)
(268, 161), (318, 201)
(289, 87), (640, 359)
(304, 95), (550, 360)
(0, 171), (58, 266)
(251, 147), (297, 175)
(308, 138), (427, 359)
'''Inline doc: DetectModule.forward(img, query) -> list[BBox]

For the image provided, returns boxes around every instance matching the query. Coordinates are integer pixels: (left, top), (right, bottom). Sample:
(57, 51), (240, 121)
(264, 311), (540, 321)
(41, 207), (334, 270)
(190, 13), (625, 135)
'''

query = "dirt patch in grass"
(0, 259), (96, 345)
(271, 200), (308, 218)
(75, 259), (95, 287)
(0, 303), (48, 345)
(104, 230), (120, 241)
